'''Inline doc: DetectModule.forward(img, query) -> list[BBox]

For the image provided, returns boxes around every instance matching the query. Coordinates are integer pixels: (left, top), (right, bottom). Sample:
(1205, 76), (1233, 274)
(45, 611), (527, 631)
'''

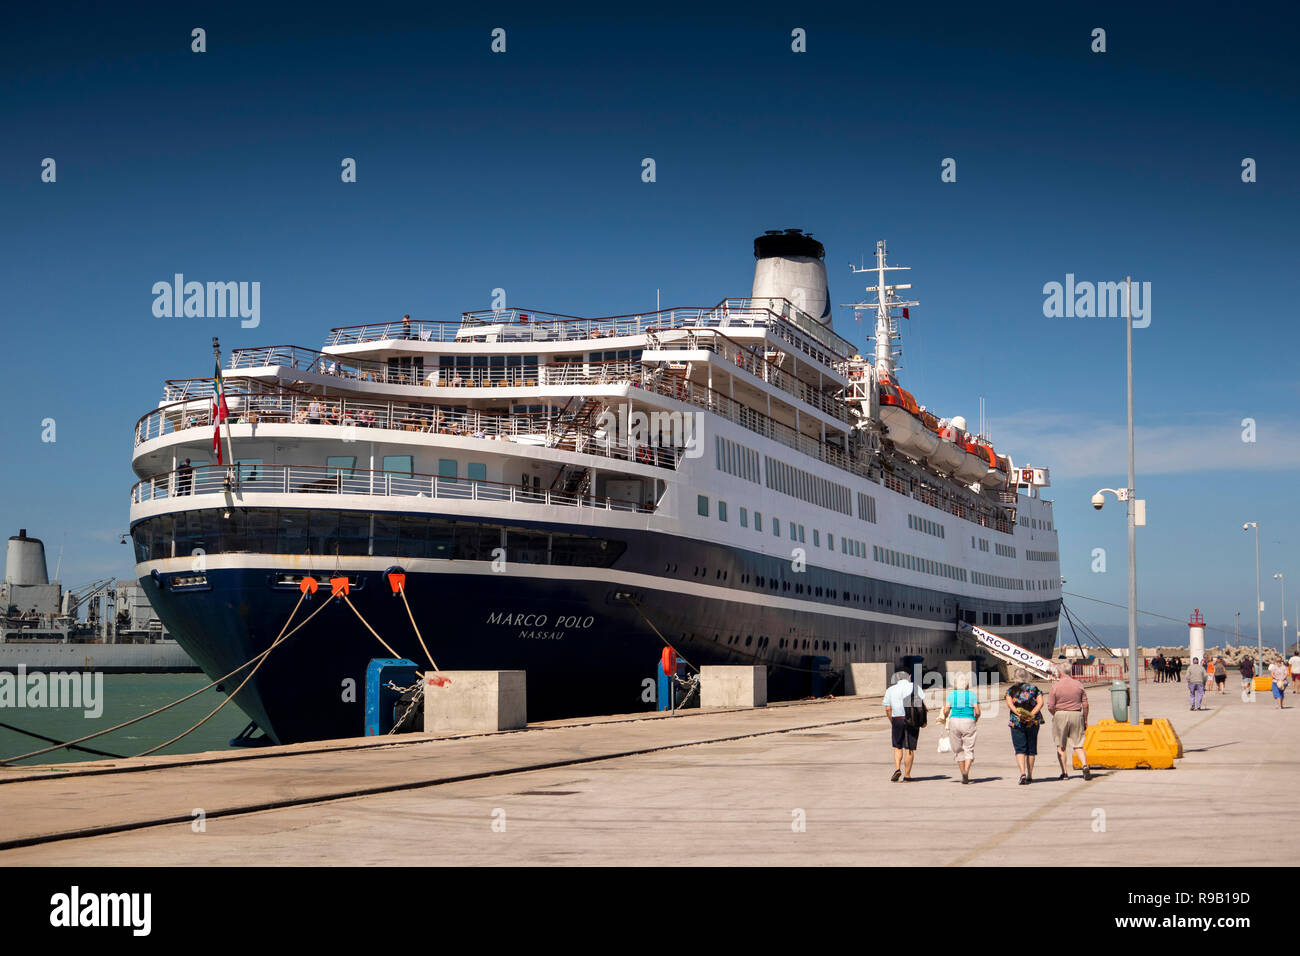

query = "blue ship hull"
(141, 560), (1058, 745)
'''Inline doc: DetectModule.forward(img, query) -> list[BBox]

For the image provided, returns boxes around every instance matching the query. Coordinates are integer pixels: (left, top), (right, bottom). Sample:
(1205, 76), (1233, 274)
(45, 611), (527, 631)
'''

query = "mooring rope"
(1, 591), (310, 765)
(131, 589), (332, 758)
(396, 585), (439, 672)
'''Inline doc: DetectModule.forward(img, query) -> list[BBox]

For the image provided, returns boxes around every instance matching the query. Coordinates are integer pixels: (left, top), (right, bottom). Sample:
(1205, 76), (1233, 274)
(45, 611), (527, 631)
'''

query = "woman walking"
(943, 671), (981, 784)
(1006, 668), (1045, 785)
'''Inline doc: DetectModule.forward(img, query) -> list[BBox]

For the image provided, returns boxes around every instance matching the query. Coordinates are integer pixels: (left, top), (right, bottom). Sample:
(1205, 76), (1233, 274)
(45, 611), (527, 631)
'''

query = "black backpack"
(903, 687), (928, 729)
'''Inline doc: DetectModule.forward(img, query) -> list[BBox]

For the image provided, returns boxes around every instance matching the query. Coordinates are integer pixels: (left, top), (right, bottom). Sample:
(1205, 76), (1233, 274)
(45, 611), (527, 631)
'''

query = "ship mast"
(843, 240), (917, 380)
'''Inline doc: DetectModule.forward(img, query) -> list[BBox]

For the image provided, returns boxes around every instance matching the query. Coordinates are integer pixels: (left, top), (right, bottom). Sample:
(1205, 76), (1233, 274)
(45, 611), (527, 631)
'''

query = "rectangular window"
(798, 525), (805, 543)
(790, 523), (797, 541)
(326, 455), (356, 477)
(813, 530), (820, 547)
(466, 462), (487, 482)
(754, 512), (763, 532)
(773, 518), (781, 537)
(383, 455), (414, 477)
(718, 501), (728, 522)
(739, 507), (748, 528)
(438, 459), (458, 479)
(697, 495), (709, 517)
(827, 533), (834, 549)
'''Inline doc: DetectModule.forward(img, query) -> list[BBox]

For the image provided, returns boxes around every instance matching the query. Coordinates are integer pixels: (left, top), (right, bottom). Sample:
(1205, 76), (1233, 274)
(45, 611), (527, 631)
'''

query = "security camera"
(1091, 493), (1105, 510)
(1243, 522), (1250, 531)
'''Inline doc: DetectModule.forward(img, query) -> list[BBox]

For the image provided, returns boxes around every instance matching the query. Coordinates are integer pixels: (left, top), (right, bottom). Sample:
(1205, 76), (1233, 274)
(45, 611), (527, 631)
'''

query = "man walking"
(1046, 670), (1092, 781)
(1241, 656), (1255, 695)
(1187, 656), (1207, 711)
(883, 670), (926, 782)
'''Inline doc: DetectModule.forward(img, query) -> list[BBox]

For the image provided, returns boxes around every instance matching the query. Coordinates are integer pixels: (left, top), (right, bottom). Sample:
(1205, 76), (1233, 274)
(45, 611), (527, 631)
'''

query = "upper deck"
(323, 297), (857, 372)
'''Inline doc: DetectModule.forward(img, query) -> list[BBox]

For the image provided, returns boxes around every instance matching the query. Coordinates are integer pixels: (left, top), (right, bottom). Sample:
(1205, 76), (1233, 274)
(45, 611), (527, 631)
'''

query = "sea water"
(0, 673), (250, 765)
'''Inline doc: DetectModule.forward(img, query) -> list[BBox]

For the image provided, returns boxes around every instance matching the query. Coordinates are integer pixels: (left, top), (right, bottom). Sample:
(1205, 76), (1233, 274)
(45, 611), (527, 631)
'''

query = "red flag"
(211, 360), (229, 465)
(902, 307), (910, 319)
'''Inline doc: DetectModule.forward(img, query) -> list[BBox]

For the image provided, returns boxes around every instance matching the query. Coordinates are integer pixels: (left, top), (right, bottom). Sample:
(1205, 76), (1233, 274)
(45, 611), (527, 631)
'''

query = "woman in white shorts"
(943, 671), (982, 784)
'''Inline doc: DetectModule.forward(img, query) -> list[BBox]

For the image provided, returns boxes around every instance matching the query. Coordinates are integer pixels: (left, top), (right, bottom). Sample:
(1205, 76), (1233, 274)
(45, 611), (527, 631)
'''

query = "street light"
(1089, 276), (1142, 725)
(1274, 573), (1285, 657)
(1244, 522), (1261, 668)
(1093, 486), (1139, 723)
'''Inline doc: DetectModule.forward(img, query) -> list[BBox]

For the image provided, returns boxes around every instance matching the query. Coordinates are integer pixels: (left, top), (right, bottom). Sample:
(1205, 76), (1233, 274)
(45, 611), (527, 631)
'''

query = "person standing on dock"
(1187, 657), (1206, 710)
(1005, 669), (1044, 785)
(1213, 657), (1228, 694)
(942, 671), (980, 784)
(1240, 656), (1255, 693)
(1269, 658), (1289, 709)
(1172, 656), (1182, 682)
(883, 671), (925, 782)
(1045, 671), (1091, 781)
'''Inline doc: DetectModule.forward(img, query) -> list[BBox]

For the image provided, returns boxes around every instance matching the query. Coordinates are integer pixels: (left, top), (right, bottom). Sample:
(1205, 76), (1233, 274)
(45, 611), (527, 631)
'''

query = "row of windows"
(857, 492), (878, 523)
(715, 436), (761, 484)
(700, 495), (853, 554)
(1026, 550), (1059, 562)
(874, 545), (969, 583)
(907, 513), (946, 539)
(973, 536), (990, 552)
(764, 456), (852, 515)
(994, 542), (1016, 558)
(1018, 515), (1055, 531)
(131, 509), (625, 567)
(843, 536), (867, 559)
(971, 570), (1026, 591)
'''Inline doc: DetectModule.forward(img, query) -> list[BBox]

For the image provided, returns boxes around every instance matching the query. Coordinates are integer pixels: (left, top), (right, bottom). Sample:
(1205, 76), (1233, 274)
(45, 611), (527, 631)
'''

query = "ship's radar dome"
(751, 228), (832, 326)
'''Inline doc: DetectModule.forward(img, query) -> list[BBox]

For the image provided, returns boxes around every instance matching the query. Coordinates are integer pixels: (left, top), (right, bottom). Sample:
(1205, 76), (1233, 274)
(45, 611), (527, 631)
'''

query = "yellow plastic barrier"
(1254, 675), (1272, 693)
(1074, 717), (1182, 769)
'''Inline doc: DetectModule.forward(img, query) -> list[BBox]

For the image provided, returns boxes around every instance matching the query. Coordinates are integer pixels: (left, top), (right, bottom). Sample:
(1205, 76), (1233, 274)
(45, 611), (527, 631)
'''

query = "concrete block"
(423, 671), (526, 734)
(700, 665), (766, 708)
(945, 659), (976, 687)
(845, 662), (887, 697)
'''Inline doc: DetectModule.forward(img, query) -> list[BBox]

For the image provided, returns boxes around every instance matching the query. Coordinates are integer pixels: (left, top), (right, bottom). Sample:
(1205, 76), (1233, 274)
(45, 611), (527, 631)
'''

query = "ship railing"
(134, 392), (684, 470)
(643, 331), (854, 426)
(322, 298), (853, 365)
(131, 464), (654, 514)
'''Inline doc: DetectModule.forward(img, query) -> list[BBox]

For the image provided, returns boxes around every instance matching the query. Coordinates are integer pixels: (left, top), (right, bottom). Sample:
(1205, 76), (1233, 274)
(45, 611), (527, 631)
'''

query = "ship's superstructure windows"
(872, 544), (968, 583)
(1026, 550), (1058, 562)
(715, 436), (761, 484)
(131, 509), (626, 567)
(970, 570), (1025, 591)
(467, 463), (487, 482)
(773, 518), (781, 537)
(857, 493), (877, 523)
(907, 514), (945, 539)
(439, 459), (458, 479)
(383, 455), (414, 476)
(754, 512), (763, 532)
(719, 501), (728, 522)
(763, 456), (852, 515)
(697, 495), (709, 517)
(739, 507), (749, 528)
(326, 456), (357, 476)
(994, 542), (1016, 558)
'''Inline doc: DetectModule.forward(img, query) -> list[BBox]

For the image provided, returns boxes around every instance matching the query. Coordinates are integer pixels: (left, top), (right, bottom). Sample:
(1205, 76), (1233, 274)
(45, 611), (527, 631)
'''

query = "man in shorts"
(883, 670), (925, 782)
(1046, 670), (1092, 781)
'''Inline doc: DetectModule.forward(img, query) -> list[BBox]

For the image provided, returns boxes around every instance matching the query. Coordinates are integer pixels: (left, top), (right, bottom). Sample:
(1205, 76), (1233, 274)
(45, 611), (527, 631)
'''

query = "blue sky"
(1, 2), (1296, 647)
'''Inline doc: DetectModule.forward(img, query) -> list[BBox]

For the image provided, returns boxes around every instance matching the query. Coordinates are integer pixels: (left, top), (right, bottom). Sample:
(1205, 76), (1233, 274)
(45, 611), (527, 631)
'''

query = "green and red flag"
(211, 360), (230, 464)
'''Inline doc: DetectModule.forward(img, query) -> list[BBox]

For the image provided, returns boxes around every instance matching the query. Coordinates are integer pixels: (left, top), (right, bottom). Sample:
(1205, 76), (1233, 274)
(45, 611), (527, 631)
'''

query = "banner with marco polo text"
(965, 624), (1059, 678)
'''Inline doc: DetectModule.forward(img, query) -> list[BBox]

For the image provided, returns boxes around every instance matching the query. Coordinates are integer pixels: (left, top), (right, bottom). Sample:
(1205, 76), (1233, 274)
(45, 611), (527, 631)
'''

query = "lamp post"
(1089, 277), (1141, 724)
(1274, 573), (1285, 657)
(1244, 522), (1261, 667)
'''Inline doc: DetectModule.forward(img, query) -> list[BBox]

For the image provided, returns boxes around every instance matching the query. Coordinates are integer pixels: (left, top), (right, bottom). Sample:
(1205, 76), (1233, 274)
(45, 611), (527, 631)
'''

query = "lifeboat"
(954, 433), (991, 483)
(878, 381), (940, 461)
(925, 421), (965, 473)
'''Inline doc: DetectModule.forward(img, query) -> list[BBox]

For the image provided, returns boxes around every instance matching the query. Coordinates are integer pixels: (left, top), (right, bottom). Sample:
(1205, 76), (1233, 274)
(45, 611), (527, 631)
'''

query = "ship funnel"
(6, 529), (49, 586)
(751, 229), (832, 326)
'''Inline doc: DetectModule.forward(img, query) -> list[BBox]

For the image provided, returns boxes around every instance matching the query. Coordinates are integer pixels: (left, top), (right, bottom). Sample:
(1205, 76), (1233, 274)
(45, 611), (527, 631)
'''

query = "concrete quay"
(0, 675), (1291, 866)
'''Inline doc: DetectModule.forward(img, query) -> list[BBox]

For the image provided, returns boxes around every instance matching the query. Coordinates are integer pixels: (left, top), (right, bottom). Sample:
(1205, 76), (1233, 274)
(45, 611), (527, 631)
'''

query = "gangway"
(955, 622), (1060, 681)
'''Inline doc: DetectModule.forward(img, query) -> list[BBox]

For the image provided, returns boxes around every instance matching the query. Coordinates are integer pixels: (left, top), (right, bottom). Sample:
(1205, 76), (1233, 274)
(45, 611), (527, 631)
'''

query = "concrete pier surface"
(0, 675), (1291, 866)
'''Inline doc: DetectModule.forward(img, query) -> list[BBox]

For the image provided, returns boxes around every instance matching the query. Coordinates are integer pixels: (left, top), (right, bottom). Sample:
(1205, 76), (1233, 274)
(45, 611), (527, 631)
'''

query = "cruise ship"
(128, 232), (1062, 744)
